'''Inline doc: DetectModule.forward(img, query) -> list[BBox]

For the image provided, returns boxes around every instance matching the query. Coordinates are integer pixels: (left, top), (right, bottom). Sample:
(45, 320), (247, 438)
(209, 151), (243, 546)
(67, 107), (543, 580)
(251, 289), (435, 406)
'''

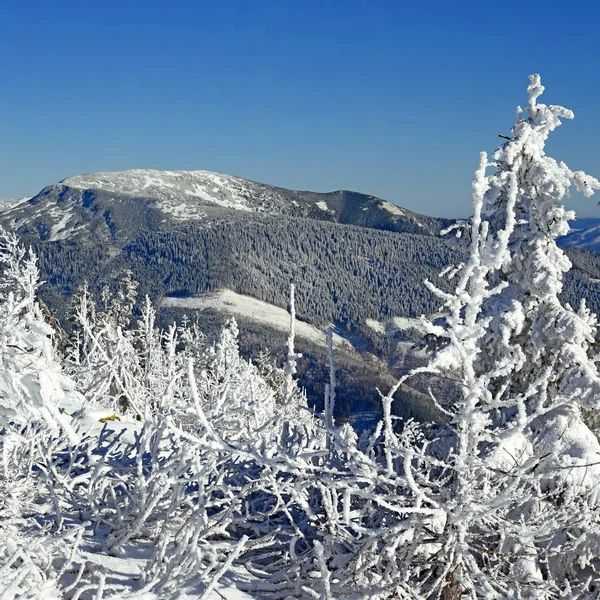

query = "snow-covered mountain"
(558, 218), (600, 252)
(0, 169), (460, 425)
(0, 169), (447, 242)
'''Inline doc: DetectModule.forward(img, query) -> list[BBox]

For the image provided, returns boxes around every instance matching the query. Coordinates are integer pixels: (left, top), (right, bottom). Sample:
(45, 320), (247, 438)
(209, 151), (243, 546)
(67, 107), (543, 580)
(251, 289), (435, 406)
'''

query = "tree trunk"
(444, 564), (462, 600)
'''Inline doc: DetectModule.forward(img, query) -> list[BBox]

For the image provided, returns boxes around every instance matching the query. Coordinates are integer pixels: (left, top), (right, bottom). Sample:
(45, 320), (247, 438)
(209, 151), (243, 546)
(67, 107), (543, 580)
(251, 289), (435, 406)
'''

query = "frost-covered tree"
(0, 231), (79, 439)
(472, 74), (600, 592)
(0, 233), (89, 598)
(379, 74), (600, 597)
(68, 276), (148, 415)
(68, 279), (96, 365)
(476, 74), (600, 423)
(298, 75), (600, 600)
(192, 318), (274, 439)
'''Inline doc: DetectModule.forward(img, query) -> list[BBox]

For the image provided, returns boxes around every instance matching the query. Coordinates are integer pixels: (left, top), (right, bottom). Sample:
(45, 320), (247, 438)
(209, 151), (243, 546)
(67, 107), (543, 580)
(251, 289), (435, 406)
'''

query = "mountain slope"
(0, 169), (459, 422)
(2, 169), (449, 244)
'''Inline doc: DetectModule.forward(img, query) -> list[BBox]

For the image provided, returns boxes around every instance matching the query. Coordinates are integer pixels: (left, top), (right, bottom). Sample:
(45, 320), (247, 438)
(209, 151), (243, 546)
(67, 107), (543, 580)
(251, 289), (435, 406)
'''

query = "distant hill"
(559, 218), (600, 252)
(1, 169), (448, 243)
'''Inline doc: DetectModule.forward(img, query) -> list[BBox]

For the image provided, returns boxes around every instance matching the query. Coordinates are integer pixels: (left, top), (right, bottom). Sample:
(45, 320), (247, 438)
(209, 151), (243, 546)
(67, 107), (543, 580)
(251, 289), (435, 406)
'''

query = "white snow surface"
(392, 316), (425, 331)
(48, 208), (75, 241)
(61, 169), (306, 219)
(381, 201), (406, 217)
(366, 315), (425, 335)
(161, 289), (354, 352)
(366, 318), (386, 334)
(315, 200), (333, 213)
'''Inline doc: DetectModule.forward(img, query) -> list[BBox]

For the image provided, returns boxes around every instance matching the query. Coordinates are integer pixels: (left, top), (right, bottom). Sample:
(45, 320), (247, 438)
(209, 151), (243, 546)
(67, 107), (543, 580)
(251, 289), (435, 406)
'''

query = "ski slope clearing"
(161, 289), (354, 352)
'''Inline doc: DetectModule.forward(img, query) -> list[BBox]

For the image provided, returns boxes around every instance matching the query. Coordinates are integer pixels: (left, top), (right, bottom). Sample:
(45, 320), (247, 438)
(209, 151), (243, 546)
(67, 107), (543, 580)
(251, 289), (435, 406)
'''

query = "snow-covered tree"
(68, 279), (96, 365)
(68, 276), (149, 415)
(0, 233), (89, 598)
(290, 75), (600, 600)
(475, 75), (600, 423)
(376, 74), (600, 597)
(0, 231), (79, 439)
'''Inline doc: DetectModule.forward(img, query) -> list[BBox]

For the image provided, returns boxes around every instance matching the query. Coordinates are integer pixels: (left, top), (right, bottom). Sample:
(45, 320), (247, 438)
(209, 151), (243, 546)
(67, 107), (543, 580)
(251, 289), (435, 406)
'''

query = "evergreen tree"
(391, 74), (600, 597)
(0, 230), (79, 440)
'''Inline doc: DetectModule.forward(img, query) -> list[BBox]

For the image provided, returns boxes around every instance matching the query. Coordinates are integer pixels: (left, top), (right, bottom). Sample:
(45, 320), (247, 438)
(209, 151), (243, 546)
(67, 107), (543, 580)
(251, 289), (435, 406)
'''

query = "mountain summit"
(1, 169), (446, 243)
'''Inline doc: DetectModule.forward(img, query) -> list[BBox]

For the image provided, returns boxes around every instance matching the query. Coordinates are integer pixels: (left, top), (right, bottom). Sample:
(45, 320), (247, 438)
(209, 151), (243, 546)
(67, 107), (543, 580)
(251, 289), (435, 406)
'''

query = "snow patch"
(366, 318), (385, 334)
(316, 200), (333, 213)
(49, 210), (75, 241)
(366, 316), (424, 336)
(391, 316), (424, 332)
(381, 201), (405, 217)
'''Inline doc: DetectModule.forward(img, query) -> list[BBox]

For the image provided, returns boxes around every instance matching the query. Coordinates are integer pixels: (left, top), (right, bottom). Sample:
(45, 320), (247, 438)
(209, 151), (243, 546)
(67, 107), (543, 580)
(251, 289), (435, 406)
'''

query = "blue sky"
(0, 0), (598, 218)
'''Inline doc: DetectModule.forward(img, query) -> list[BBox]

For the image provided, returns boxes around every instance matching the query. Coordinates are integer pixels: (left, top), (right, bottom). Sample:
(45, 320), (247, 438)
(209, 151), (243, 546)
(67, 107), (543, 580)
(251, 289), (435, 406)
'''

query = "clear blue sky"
(0, 0), (598, 218)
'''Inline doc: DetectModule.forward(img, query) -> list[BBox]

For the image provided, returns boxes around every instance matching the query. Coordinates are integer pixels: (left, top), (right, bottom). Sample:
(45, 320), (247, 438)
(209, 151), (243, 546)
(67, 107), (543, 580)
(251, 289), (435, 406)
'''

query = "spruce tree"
(412, 74), (600, 597)
(0, 231), (79, 440)
(340, 75), (600, 598)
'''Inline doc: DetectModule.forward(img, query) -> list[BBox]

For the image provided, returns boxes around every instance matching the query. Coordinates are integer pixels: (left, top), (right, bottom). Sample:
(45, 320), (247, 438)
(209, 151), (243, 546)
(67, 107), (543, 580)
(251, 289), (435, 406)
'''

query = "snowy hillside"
(162, 289), (355, 352)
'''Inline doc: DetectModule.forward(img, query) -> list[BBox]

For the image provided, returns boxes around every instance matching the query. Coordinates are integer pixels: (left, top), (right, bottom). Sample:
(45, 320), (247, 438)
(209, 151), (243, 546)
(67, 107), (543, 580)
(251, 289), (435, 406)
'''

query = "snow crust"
(64, 169), (260, 217)
(60, 169), (336, 222)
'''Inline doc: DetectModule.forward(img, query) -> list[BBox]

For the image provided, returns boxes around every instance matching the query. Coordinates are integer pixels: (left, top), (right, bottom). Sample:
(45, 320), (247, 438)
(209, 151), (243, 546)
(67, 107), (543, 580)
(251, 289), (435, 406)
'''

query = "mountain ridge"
(1, 168), (449, 243)
(2, 169), (600, 422)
